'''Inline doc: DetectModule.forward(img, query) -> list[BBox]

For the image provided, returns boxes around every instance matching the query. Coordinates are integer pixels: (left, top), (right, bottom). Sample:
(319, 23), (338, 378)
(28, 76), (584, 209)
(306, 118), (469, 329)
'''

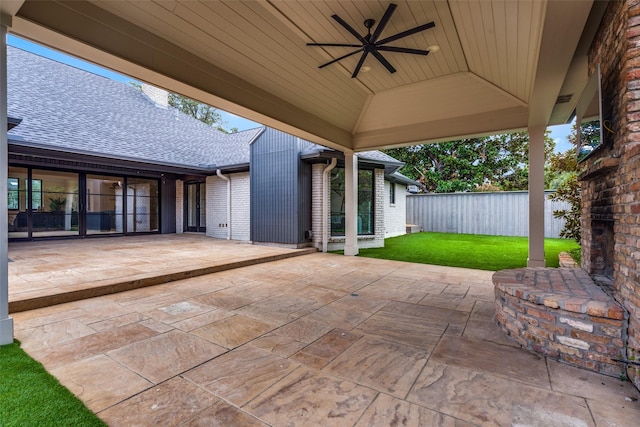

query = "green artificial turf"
(351, 232), (579, 271)
(0, 340), (106, 427)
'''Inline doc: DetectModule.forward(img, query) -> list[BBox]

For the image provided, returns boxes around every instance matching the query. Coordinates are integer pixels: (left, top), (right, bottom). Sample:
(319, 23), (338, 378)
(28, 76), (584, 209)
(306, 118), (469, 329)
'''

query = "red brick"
(570, 330), (611, 345)
(527, 307), (556, 322)
(539, 321), (566, 335)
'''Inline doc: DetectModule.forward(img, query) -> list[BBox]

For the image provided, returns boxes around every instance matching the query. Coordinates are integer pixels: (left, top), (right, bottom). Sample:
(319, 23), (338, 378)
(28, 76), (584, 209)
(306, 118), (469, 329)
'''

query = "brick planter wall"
(494, 268), (627, 376)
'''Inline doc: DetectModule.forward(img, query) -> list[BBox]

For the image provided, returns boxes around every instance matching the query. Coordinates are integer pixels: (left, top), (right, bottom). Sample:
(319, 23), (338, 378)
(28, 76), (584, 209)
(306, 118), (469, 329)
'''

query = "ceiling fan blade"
(351, 51), (370, 78)
(371, 50), (396, 74)
(307, 43), (364, 48)
(318, 48), (364, 69)
(377, 46), (430, 56)
(370, 3), (397, 43)
(331, 14), (367, 44)
(377, 21), (436, 45)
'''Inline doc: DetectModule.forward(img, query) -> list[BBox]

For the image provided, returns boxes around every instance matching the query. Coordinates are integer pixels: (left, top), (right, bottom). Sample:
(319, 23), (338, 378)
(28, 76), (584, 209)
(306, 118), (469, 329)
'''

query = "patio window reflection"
(330, 167), (374, 236)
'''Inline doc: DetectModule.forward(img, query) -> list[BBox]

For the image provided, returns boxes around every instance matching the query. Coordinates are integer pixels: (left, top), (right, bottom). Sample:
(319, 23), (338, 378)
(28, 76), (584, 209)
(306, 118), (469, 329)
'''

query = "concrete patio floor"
(8, 235), (315, 312)
(8, 239), (640, 426)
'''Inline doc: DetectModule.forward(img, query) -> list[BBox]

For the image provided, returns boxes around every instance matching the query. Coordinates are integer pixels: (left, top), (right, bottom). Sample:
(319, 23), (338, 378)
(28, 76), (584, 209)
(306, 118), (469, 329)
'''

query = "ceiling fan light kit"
(307, 3), (436, 78)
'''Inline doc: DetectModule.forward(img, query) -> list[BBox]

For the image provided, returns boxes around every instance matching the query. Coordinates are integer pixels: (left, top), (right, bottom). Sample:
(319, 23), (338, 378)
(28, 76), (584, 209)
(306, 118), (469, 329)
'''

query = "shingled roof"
(7, 45), (412, 184)
(7, 46), (261, 170)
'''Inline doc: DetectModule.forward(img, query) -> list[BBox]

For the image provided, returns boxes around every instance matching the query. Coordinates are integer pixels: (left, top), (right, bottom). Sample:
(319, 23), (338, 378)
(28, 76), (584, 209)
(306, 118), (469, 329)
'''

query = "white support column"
(528, 125), (546, 267)
(344, 151), (359, 256)
(1, 15), (14, 345)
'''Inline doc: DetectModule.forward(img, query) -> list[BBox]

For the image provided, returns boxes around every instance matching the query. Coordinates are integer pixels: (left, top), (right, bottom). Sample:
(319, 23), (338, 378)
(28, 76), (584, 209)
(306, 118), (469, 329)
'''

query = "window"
(389, 182), (396, 205)
(30, 179), (42, 210)
(330, 168), (374, 236)
(8, 178), (19, 209)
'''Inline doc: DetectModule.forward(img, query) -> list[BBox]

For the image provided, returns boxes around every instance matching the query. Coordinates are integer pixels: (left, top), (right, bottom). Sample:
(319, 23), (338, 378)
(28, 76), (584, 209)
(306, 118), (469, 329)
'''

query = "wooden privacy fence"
(406, 191), (571, 238)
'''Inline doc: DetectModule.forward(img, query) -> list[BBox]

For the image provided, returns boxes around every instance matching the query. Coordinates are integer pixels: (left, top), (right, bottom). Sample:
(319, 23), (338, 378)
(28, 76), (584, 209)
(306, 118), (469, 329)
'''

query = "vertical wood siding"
(406, 191), (571, 238)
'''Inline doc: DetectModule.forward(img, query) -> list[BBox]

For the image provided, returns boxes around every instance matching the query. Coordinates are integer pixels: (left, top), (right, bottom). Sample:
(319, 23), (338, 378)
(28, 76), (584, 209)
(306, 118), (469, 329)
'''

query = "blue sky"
(8, 35), (574, 151)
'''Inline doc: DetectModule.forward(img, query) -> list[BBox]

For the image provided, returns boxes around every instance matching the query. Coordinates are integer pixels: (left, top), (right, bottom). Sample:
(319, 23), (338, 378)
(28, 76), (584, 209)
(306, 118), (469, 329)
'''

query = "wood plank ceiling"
(7, 0), (597, 151)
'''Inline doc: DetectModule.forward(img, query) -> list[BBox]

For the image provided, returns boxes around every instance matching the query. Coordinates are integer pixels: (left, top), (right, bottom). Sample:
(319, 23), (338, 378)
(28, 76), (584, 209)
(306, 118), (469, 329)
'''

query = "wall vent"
(556, 94), (573, 104)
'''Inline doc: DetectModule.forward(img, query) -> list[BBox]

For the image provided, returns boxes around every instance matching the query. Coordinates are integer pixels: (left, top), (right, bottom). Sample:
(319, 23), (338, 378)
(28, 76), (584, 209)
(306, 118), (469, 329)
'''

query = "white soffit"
(356, 72), (526, 133)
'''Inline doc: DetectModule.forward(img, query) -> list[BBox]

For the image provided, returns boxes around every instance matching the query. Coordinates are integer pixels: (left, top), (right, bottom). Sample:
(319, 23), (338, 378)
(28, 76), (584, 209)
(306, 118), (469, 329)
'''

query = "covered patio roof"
(1, 0), (605, 152)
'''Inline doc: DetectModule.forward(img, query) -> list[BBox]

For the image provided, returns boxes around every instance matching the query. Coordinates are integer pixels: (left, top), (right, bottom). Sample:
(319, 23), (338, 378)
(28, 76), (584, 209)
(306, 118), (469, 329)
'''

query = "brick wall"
(311, 163), (325, 250)
(205, 172), (251, 241)
(584, 0), (640, 388)
(175, 179), (183, 233)
(230, 172), (250, 241)
(384, 181), (408, 238)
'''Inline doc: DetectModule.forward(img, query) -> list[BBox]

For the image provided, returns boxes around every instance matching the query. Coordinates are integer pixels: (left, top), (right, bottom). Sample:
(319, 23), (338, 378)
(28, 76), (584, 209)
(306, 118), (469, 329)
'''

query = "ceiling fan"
(307, 3), (436, 78)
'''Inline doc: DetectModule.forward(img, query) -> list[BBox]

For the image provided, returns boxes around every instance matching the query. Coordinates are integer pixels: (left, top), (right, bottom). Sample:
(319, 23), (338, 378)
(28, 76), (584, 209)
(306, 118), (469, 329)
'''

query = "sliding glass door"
(7, 166), (160, 239)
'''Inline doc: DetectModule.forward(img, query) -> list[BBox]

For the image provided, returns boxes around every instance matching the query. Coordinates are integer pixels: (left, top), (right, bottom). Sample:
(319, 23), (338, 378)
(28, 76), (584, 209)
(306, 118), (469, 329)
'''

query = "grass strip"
(349, 232), (579, 271)
(0, 340), (106, 427)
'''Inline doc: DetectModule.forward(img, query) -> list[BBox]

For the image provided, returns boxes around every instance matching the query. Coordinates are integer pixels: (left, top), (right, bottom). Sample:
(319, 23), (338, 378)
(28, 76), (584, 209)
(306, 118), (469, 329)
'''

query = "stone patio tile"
(191, 314), (276, 349)
(63, 298), (136, 320)
(441, 284), (470, 297)
(382, 300), (470, 326)
(325, 336), (429, 398)
(302, 304), (371, 330)
(353, 310), (445, 350)
(464, 283), (495, 301)
(431, 336), (550, 389)
(11, 306), (88, 330)
(357, 286), (426, 304)
(182, 400), (268, 427)
(244, 367), (377, 426)
(108, 330), (226, 384)
(328, 294), (389, 314)
(171, 308), (233, 332)
(587, 398), (640, 427)
(355, 393), (474, 427)
(272, 316), (334, 343)
(144, 300), (216, 324)
(109, 292), (184, 313)
(18, 318), (97, 352)
(462, 319), (518, 347)
(162, 276), (234, 298)
(51, 354), (153, 412)
(407, 362), (594, 426)
(249, 333), (308, 357)
(191, 291), (254, 311)
(418, 294), (477, 312)
(469, 300), (496, 320)
(183, 345), (298, 406)
(291, 329), (361, 369)
(138, 318), (174, 333)
(30, 323), (159, 370)
(548, 360), (640, 402)
(98, 377), (222, 427)
(236, 294), (318, 324)
(88, 312), (148, 332)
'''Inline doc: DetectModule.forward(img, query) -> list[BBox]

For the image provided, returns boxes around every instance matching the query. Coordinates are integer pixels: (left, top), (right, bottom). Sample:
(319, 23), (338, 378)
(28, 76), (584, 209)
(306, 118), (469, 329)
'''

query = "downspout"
(216, 169), (231, 240)
(322, 158), (338, 252)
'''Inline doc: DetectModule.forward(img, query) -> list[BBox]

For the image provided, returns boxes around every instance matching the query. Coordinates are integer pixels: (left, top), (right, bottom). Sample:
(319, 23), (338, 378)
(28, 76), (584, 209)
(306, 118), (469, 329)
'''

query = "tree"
(383, 131), (555, 193)
(130, 83), (235, 133)
(547, 121), (583, 243)
(168, 93), (233, 133)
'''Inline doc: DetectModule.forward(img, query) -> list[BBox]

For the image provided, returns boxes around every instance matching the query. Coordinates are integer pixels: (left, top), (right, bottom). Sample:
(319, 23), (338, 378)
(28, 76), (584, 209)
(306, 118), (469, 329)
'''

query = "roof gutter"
(322, 158), (338, 253)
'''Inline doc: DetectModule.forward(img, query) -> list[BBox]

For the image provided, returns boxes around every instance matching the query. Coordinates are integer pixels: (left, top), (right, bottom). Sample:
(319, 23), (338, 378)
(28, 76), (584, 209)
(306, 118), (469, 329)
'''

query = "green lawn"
(0, 340), (106, 427)
(352, 232), (579, 271)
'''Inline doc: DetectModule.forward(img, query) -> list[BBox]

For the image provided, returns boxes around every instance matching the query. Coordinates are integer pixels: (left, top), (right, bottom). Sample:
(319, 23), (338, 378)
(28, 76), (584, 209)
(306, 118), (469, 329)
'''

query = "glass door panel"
(86, 174), (124, 234)
(126, 177), (159, 233)
(31, 169), (79, 237)
(185, 182), (205, 232)
(8, 167), (28, 238)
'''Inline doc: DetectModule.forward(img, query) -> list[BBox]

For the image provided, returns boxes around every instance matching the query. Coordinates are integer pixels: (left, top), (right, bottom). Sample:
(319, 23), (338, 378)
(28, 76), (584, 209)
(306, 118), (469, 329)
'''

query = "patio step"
(9, 247), (317, 313)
